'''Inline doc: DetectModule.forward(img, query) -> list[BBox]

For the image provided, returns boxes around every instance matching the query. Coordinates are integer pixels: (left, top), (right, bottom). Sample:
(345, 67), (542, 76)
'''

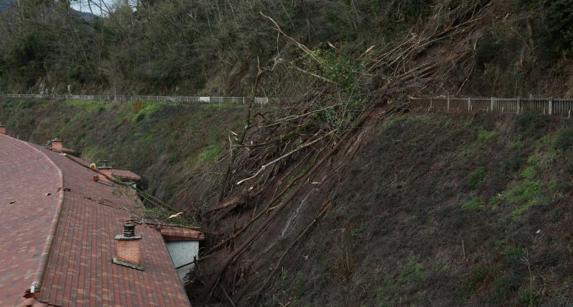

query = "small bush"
(462, 197), (486, 210)
(493, 274), (520, 301)
(517, 113), (550, 136)
(520, 165), (536, 179)
(468, 167), (487, 190)
(554, 128), (573, 151)
(503, 155), (526, 173)
(518, 288), (541, 306)
(478, 129), (498, 142)
(398, 258), (426, 285)
(197, 144), (222, 165)
(464, 265), (493, 293)
(131, 102), (162, 123)
(503, 246), (525, 266)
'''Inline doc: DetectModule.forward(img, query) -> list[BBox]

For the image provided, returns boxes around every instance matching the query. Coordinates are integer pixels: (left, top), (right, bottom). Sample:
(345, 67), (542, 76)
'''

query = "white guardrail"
(410, 96), (573, 118)
(0, 93), (271, 105)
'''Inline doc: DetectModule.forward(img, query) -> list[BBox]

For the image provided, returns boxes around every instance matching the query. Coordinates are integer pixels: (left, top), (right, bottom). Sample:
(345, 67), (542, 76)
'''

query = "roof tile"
(0, 136), (191, 306)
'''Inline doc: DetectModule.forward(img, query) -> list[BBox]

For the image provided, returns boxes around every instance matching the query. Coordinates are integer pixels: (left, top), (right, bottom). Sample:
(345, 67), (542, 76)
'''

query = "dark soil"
(193, 112), (573, 306)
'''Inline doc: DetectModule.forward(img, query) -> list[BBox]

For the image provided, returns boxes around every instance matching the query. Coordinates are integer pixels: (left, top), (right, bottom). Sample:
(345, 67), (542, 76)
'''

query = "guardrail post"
(490, 97), (494, 112)
(467, 97), (471, 112)
(549, 98), (553, 116)
(447, 95), (450, 112)
(517, 97), (521, 114)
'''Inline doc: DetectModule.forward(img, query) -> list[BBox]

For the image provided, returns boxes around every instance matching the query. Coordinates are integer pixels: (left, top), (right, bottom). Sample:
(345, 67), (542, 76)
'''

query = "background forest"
(0, 0), (573, 97)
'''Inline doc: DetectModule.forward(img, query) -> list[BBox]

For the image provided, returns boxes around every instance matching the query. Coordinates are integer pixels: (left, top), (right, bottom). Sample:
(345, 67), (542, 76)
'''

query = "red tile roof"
(0, 135), (63, 306)
(0, 135), (191, 306)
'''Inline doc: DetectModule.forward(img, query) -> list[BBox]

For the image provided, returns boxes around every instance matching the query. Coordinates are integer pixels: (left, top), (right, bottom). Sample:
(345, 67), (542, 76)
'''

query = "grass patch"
(495, 180), (548, 217)
(518, 288), (541, 306)
(398, 258), (426, 285)
(468, 167), (487, 190)
(197, 144), (222, 165)
(554, 128), (573, 151)
(517, 112), (550, 137)
(503, 246), (525, 265)
(464, 265), (493, 293)
(478, 129), (498, 142)
(462, 197), (486, 210)
(65, 99), (107, 113)
(130, 101), (162, 123)
(520, 165), (537, 179)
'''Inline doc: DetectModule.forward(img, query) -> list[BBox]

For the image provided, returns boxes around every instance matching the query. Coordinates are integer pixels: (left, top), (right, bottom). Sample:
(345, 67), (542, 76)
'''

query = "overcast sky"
(71, 0), (138, 16)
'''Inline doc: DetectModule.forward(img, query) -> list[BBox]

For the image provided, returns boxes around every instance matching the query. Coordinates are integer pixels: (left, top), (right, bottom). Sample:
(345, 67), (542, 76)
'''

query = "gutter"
(16, 136), (65, 298)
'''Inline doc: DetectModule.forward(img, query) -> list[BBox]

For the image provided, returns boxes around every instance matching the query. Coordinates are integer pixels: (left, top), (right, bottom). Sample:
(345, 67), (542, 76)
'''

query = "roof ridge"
(9, 136), (65, 295)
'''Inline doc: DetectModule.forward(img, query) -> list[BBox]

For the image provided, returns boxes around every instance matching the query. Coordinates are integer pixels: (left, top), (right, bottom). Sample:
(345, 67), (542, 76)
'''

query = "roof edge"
(12, 136), (65, 297)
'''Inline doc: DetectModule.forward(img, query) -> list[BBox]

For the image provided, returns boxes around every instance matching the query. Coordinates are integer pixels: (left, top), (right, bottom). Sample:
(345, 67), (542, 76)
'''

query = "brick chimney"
(113, 222), (143, 270)
(0, 124), (6, 135)
(51, 138), (63, 153)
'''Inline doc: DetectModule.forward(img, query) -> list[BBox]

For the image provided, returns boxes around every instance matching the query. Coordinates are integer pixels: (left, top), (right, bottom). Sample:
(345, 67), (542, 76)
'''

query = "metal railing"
(410, 96), (573, 118)
(0, 93), (272, 105)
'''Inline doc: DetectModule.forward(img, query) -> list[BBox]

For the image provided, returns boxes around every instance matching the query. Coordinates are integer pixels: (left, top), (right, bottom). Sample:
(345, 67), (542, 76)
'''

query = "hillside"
(194, 112), (573, 305)
(0, 98), (248, 211)
(2, 0), (573, 306)
(3, 99), (573, 305)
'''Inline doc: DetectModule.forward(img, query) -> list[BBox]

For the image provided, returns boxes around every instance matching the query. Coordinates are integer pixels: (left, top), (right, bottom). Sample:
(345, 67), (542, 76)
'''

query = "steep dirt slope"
(191, 111), (573, 306)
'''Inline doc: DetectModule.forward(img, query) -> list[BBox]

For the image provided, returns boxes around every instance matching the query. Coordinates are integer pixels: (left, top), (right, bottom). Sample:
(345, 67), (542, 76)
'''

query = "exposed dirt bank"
(192, 111), (573, 306)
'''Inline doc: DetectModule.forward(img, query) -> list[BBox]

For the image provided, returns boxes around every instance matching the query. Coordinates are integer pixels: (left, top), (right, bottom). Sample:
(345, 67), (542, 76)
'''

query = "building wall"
(166, 241), (200, 282)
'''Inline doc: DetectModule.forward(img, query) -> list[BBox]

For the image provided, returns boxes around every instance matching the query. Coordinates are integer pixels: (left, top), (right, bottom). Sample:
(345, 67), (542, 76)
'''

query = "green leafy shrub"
(462, 197), (486, 210)
(478, 129), (498, 142)
(517, 113), (550, 137)
(554, 128), (573, 151)
(495, 179), (549, 217)
(398, 258), (426, 285)
(520, 165), (536, 180)
(468, 167), (487, 190)
(197, 144), (222, 165)
(464, 265), (493, 293)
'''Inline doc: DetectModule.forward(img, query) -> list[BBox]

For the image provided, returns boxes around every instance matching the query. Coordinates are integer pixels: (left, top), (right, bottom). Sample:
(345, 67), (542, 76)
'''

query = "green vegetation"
(468, 167), (487, 190)
(462, 196), (486, 210)
(477, 129), (498, 142)
(0, 98), (246, 209)
(554, 128), (573, 151)
(0, 0), (571, 98)
(398, 258), (426, 286)
(0, 0), (432, 95)
(498, 179), (548, 217)
(64, 99), (107, 113)
(3, 0), (573, 305)
(129, 101), (162, 123)
(197, 144), (222, 165)
(464, 265), (493, 293)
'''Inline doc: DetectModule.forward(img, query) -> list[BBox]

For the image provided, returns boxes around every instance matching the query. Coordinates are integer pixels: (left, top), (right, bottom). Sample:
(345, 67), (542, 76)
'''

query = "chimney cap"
(115, 222), (141, 240)
(124, 222), (135, 237)
(98, 160), (112, 169)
